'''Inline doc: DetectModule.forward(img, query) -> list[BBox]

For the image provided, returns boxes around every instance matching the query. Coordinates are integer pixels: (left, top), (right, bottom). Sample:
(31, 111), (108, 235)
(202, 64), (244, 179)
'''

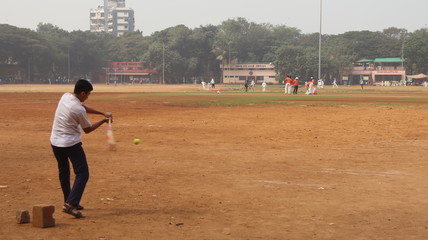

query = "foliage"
(403, 29), (428, 74)
(1, 19), (427, 84)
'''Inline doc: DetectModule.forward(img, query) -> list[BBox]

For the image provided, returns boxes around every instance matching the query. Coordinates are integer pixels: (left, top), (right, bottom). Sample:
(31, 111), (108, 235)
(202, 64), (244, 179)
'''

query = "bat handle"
(108, 117), (112, 126)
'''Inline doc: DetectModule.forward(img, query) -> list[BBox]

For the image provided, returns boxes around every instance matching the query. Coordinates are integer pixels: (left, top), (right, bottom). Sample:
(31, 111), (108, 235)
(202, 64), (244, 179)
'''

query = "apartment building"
(90, 0), (135, 37)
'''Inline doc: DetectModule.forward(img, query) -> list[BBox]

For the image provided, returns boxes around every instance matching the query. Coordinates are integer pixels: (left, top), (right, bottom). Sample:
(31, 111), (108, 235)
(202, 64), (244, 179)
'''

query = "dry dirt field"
(1, 84), (428, 240)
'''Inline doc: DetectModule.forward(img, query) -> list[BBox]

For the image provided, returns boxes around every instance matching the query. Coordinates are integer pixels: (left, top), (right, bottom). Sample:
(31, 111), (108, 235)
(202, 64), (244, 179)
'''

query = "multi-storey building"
(90, 0), (135, 37)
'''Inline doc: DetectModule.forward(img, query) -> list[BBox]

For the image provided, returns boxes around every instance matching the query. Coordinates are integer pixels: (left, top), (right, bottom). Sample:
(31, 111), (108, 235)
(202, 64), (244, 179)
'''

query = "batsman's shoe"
(63, 203), (85, 219)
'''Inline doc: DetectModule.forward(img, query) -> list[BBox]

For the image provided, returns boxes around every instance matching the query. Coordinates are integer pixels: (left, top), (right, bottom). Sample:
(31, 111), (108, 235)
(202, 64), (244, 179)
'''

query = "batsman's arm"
(83, 118), (109, 134)
(83, 105), (112, 119)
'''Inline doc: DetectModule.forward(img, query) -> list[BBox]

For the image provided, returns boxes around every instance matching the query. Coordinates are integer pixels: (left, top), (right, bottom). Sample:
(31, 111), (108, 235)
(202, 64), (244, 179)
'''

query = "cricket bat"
(106, 118), (116, 151)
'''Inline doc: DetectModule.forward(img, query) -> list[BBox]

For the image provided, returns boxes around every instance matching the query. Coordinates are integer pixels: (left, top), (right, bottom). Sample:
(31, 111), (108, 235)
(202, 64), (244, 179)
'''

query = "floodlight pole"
(68, 47), (70, 82)
(318, 0), (322, 80)
(162, 42), (165, 84)
(228, 43), (231, 84)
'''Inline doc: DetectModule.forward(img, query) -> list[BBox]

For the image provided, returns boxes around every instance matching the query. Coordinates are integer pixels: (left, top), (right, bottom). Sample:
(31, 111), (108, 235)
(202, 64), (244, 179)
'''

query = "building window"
(239, 76), (246, 80)
(256, 76), (264, 81)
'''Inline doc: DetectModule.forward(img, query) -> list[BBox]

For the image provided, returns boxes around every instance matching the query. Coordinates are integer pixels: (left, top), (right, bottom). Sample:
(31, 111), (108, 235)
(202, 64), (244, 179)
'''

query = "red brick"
(32, 204), (55, 228)
(16, 210), (30, 224)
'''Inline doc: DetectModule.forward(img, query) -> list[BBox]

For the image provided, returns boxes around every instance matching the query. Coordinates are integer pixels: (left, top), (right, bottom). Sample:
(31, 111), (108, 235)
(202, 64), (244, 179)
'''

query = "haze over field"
(1, 0), (427, 35)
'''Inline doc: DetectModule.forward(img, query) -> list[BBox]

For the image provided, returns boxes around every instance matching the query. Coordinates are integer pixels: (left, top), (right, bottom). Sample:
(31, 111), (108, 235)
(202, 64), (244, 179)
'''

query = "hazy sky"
(1, 0), (427, 35)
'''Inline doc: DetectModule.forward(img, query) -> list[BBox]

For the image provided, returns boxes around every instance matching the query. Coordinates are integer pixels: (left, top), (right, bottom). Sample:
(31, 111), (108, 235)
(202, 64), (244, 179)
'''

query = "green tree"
(403, 28), (428, 74)
(0, 24), (52, 82)
(36, 23), (71, 80)
(107, 31), (147, 62)
(68, 30), (111, 78)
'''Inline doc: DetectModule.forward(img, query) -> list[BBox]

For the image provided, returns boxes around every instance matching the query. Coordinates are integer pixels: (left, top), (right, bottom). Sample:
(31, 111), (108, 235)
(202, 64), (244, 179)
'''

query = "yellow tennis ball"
(133, 138), (141, 145)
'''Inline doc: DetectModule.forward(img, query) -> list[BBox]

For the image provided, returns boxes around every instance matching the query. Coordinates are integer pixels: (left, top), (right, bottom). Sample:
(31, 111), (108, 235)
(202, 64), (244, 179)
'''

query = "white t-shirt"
(50, 92), (92, 147)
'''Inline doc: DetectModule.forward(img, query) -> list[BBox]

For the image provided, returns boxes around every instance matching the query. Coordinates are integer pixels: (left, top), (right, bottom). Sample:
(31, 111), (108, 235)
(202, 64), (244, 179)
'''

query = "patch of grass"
(39, 85), (428, 108)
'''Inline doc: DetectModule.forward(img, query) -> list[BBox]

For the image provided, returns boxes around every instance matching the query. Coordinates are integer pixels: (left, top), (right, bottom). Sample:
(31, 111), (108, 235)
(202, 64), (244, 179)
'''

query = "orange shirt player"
(285, 75), (293, 94)
(293, 77), (299, 94)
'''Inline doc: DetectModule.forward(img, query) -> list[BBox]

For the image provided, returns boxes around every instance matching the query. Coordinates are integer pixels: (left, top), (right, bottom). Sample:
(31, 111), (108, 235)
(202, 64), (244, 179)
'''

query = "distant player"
(210, 78), (215, 89)
(250, 79), (255, 91)
(332, 78), (339, 88)
(317, 79), (322, 89)
(261, 81), (267, 92)
(306, 77), (316, 95)
(293, 77), (299, 94)
(285, 75), (292, 94)
(201, 80), (206, 89)
(244, 81), (249, 92)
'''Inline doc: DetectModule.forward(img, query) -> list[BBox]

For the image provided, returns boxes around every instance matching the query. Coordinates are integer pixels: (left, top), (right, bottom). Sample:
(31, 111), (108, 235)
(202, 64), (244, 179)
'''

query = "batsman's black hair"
(74, 79), (93, 94)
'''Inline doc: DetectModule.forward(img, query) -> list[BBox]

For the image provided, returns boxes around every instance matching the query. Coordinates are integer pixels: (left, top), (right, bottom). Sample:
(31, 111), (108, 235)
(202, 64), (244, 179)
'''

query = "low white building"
(221, 60), (276, 84)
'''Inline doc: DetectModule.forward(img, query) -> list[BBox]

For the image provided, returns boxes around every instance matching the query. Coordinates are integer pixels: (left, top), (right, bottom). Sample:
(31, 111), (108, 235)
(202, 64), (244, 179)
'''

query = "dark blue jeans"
(51, 142), (89, 206)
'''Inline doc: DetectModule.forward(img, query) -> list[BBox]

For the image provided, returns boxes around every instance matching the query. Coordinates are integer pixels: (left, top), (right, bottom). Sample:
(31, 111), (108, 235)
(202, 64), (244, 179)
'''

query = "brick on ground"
(32, 204), (55, 228)
(16, 210), (30, 224)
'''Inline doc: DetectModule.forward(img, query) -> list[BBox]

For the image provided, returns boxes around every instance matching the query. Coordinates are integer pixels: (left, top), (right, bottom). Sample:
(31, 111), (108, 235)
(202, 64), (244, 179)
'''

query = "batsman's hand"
(104, 112), (113, 120)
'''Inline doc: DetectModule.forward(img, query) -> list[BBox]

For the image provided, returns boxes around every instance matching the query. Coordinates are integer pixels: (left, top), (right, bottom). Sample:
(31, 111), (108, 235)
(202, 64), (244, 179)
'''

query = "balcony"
(345, 66), (405, 75)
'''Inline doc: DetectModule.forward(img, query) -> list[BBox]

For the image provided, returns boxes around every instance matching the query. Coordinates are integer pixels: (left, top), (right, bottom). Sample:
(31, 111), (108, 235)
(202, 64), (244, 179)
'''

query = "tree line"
(0, 17), (427, 84)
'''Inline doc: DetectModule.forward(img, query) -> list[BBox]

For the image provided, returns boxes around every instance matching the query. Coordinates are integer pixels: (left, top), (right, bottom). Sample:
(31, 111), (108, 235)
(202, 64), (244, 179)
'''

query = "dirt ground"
(1, 84), (428, 240)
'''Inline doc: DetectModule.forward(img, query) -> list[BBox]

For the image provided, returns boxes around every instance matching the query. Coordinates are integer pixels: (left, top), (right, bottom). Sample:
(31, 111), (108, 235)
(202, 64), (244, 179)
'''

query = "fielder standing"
(50, 79), (112, 218)
(293, 77), (299, 94)
(210, 78), (215, 89)
(261, 81), (267, 92)
(285, 75), (292, 94)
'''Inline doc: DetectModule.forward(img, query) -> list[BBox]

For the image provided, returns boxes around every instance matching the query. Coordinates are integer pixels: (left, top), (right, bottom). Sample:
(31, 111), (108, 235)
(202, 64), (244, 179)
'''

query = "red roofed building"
(91, 61), (161, 84)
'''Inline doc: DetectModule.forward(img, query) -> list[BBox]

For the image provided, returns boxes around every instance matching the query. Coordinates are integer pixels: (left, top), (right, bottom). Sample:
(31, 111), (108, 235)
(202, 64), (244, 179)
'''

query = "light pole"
(162, 42), (165, 84)
(27, 57), (31, 83)
(228, 43), (231, 84)
(68, 47), (70, 82)
(318, 0), (323, 80)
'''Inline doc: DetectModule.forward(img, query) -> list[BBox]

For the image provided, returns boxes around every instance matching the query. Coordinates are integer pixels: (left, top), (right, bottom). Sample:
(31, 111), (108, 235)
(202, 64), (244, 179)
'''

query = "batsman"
(50, 79), (112, 218)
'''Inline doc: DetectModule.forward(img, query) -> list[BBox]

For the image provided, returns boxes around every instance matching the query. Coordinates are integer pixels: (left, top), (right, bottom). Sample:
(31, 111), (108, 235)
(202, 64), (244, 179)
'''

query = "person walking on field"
(261, 81), (267, 92)
(50, 79), (113, 218)
(332, 78), (339, 88)
(210, 78), (215, 89)
(360, 78), (364, 90)
(285, 75), (293, 94)
(250, 79), (255, 91)
(293, 77), (299, 94)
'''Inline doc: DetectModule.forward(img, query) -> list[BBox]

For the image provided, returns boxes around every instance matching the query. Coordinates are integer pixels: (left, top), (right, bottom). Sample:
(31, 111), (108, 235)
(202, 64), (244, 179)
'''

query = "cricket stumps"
(32, 204), (55, 228)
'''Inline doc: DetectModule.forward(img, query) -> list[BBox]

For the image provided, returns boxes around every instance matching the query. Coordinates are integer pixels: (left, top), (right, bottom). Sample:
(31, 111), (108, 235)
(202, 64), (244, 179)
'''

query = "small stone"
(16, 210), (30, 224)
(222, 228), (231, 235)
